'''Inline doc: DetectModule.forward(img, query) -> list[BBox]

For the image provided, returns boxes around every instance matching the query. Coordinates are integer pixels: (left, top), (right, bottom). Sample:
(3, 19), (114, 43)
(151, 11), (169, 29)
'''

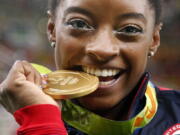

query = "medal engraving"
(43, 70), (99, 99)
(31, 63), (99, 99)
(48, 76), (79, 85)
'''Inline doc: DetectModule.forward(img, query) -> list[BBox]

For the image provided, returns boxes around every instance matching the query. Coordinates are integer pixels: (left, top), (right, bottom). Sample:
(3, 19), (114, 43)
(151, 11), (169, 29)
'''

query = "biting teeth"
(100, 80), (115, 85)
(82, 66), (120, 77)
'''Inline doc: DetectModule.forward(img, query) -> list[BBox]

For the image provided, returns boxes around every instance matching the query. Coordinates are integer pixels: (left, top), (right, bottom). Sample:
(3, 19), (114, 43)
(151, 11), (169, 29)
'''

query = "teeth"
(82, 66), (120, 77)
(100, 80), (114, 85)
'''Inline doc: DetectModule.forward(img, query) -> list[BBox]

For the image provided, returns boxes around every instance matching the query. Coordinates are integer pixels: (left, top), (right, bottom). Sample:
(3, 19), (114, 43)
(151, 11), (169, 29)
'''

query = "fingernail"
(42, 79), (47, 85)
(41, 74), (48, 80)
(41, 79), (48, 89)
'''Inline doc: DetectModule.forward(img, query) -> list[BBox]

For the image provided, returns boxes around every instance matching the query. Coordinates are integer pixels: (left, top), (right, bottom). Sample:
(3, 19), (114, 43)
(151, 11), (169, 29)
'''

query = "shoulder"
(155, 86), (180, 103)
(139, 85), (180, 135)
(154, 85), (180, 120)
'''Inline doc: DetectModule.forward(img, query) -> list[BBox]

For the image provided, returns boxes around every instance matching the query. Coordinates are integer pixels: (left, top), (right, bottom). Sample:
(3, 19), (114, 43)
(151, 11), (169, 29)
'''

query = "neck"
(92, 74), (148, 120)
(94, 87), (137, 120)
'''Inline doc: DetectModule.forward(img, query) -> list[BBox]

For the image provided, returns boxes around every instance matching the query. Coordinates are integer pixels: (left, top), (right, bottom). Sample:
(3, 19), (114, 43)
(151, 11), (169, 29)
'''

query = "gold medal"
(44, 70), (99, 99)
(31, 63), (99, 99)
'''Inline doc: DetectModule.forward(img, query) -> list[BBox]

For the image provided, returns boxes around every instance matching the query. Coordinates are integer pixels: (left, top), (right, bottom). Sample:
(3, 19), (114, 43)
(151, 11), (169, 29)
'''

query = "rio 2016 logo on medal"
(163, 124), (180, 135)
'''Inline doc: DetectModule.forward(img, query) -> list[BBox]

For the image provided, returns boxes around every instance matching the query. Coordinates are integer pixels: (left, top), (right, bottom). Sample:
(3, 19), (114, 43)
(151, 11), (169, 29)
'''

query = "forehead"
(60, 0), (152, 15)
(56, 0), (155, 26)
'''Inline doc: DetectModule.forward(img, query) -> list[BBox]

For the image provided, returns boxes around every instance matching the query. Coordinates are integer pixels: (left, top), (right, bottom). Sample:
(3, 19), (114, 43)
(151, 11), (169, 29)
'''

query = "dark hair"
(48, 0), (162, 25)
(48, 0), (61, 16)
(148, 0), (163, 24)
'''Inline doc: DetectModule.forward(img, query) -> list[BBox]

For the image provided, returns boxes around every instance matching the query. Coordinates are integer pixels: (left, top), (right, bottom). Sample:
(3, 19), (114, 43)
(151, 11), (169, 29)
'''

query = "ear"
(149, 23), (163, 55)
(47, 10), (56, 43)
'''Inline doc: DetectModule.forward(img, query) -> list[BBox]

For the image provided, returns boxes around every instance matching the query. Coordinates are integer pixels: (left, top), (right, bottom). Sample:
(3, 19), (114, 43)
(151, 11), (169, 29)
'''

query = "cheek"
(55, 32), (85, 68)
(119, 42), (149, 93)
(124, 42), (149, 74)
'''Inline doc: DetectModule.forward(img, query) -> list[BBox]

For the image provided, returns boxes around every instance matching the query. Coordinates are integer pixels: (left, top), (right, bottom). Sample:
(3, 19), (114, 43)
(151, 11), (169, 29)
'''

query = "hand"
(0, 60), (59, 114)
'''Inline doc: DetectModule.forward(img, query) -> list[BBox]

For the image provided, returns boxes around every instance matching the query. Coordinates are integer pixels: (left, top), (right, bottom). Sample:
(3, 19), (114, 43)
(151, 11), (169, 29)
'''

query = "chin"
(77, 94), (120, 112)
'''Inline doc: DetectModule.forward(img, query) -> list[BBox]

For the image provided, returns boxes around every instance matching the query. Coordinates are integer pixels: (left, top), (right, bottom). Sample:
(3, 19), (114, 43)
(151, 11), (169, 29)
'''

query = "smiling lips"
(82, 66), (125, 86)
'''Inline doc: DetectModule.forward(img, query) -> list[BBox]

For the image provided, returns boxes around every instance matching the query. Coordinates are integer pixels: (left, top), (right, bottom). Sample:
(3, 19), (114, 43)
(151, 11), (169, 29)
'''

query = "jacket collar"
(127, 73), (150, 119)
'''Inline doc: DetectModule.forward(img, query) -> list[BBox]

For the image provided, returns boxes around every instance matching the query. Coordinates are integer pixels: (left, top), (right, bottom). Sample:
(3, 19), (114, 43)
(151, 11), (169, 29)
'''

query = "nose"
(85, 30), (119, 62)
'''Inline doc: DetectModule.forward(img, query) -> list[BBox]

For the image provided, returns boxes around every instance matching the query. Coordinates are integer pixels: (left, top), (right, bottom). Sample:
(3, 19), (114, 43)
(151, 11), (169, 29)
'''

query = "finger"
(22, 61), (42, 86)
(9, 60), (31, 82)
(41, 74), (48, 89)
(21, 60), (37, 83)
(22, 61), (39, 84)
(16, 60), (44, 89)
(6, 60), (26, 83)
(34, 74), (42, 87)
(33, 67), (42, 86)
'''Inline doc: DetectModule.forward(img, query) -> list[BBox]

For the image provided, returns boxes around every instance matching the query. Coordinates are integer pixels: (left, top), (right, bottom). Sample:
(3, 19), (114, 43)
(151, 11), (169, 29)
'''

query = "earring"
(159, 23), (163, 31)
(148, 51), (154, 57)
(51, 42), (56, 48)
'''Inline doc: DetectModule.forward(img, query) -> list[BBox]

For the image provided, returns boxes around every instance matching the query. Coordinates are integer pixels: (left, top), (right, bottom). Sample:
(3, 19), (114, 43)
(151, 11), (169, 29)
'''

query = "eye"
(116, 25), (143, 36)
(65, 19), (94, 31)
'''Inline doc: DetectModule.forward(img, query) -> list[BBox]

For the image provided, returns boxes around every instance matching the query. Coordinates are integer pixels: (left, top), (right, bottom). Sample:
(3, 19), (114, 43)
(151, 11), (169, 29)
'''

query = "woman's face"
(48, 0), (160, 111)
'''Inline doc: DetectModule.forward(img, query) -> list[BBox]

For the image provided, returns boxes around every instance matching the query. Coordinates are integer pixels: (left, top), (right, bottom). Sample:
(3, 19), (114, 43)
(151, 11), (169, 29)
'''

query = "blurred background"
(0, 0), (179, 134)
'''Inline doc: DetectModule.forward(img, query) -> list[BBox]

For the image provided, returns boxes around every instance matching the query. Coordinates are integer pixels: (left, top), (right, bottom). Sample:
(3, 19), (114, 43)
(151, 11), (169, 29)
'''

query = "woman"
(0, 0), (180, 135)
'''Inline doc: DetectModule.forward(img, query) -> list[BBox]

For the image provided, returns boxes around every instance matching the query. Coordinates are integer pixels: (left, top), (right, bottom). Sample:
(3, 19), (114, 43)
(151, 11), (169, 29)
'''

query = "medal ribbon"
(62, 82), (158, 135)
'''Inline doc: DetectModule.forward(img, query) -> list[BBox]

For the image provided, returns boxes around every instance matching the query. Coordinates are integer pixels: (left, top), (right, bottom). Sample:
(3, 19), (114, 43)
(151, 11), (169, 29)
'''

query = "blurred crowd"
(0, 0), (55, 82)
(0, 0), (179, 134)
(149, 0), (180, 89)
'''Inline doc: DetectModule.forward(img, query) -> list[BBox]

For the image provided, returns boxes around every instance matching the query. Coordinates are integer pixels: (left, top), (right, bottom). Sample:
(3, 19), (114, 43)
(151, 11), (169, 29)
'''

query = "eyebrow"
(64, 7), (146, 23)
(64, 6), (94, 18)
(117, 13), (147, 23)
